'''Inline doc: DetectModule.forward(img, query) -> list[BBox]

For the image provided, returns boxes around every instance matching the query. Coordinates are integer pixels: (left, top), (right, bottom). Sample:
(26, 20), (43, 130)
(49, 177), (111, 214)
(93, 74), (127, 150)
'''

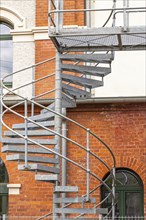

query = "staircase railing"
(1, 55), (116, 218)
(48, 0), (146, 34)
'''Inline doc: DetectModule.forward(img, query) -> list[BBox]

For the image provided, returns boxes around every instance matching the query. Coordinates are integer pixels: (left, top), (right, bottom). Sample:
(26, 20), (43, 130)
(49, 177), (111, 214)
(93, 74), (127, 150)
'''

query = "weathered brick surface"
(36, 0), (85, 27)
(67, 102), (146, 215)
(35, 40), (56, 99)
(1, 102), (145, 217)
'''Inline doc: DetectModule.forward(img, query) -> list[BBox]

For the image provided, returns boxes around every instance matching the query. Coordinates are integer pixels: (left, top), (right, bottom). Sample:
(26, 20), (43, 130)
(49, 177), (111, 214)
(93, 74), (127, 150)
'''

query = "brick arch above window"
(0, 6), (26, 29)
(115, 155), (146, 182)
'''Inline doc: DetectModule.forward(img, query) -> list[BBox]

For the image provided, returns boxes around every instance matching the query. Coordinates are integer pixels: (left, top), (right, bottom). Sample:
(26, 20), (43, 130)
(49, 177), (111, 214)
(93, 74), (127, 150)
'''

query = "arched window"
(0, 21), (13, 86)
(0, 158), (8, 217)
(101, 169), (144, 218)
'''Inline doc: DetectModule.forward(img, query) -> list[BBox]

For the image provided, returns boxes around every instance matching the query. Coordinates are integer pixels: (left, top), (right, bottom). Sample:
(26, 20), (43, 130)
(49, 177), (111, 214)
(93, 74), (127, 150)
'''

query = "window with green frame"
(0, 158), (9, 216)
(0, 21), (13, 87)
(101, 169), (144, 218)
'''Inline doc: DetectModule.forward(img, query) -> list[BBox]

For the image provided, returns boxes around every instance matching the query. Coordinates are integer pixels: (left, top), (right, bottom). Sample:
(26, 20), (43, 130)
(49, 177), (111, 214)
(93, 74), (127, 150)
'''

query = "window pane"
(116, 172), (139, 186)
(0, 23), (13, 83)
(0, 195), (8, 214)
(0, 23), (11, 35)
(126, 192), (142, 217)
(104, 170), (140, 187)
(0, 160), (8, 183)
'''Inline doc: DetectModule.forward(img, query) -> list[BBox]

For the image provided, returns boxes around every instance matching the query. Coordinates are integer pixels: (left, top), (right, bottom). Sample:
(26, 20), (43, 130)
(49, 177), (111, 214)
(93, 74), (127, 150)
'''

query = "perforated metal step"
(2, 138), (56, 145)
(6, 154), (59, 164)
(35, 174), (59, 182)
(60, 53), (113, 63)
(50, 26), (146, 52)
(2, 145), (57, 154)
(18, 163), (60, 174)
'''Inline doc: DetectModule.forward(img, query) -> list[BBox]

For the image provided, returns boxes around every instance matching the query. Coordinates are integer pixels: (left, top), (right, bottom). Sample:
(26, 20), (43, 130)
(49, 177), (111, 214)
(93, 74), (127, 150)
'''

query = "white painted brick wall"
(1, 0), (35, 28)
(1, 0), (35, 98)
(13, 42), (35, 99)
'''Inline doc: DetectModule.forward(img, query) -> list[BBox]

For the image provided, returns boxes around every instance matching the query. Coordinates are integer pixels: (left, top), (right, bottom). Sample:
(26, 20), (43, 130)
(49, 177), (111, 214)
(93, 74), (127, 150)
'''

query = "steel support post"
(86, 128), (90, 202)
(24, 99), (28, 168)
(62, 108), (67, 218)
(54, 0), (63, 33)
(31, 66), (35, 116)
(53, 50), (62, 220)
(112, 167), (116, 220)
(123, 0), (129, 31)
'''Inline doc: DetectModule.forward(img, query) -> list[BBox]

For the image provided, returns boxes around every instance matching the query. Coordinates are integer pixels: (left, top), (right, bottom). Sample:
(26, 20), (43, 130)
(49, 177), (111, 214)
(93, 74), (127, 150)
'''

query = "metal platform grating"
(50, 26), (146, 52)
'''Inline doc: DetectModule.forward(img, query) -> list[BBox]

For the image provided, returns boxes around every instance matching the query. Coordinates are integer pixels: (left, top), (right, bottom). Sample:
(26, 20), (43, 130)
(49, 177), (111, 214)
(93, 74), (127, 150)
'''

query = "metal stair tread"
(4, 130), (55, 137)
(61, 63), (111, 76)
(54, 207), (108, 214)
(62, 93), (76, 108)
(54, 197), (96, 204)
(55, 207), (108, 214)
(2, 138), (57, 145)
(28, 112), (55, 122)
(6, 154), (59, 164)
(60, 53), (113, 63)
(51, 26), (146, 52)
(18, 163), (60, 174)
(35, 174), (59, 182)
(12, 120), (55, 129)
(2, 145), (57, 154)
(62, 83), (91, 98)
(41, 102), (55, 114)
(54, 186), (78, 193)
(61, 73), (103, 88)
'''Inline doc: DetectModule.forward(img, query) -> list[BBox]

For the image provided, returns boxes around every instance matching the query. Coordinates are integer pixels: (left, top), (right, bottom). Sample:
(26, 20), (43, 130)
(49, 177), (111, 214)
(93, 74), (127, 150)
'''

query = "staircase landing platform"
(50, 26), (146, 52)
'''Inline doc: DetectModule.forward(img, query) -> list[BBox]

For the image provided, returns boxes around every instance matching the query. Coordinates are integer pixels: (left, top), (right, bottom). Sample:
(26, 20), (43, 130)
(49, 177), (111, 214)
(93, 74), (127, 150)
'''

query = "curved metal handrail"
(2, 82), (116, 167)
(1, 79), (116, 211)
(1, 34), (116, 219)
(48, 6), (146, 25)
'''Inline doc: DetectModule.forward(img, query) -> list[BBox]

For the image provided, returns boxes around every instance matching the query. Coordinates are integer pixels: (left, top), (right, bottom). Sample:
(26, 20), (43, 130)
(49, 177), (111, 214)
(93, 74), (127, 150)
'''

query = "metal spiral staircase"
(1, 50), (116, 219)
(1, 0), (146, 219)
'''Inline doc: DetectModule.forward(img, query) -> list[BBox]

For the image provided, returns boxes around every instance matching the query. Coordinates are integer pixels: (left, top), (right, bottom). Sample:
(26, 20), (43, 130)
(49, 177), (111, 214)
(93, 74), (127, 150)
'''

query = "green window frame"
(101, 168), (144, 218)
(0, 158), (9, 216)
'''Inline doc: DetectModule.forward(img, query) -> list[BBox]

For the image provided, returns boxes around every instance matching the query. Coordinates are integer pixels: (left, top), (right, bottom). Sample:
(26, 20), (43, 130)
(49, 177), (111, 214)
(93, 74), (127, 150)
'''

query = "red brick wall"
(35, 40), (56, 99)
(0, 106), (54, 217)
(1, 102), (145, 217)
(36, 0), (48, 26)
(36, 0), (85, 27)
(67, 102), (146, 215)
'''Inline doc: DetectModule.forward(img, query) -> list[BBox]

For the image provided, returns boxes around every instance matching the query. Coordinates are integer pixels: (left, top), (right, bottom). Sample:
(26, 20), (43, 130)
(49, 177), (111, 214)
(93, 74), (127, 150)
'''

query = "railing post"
(54, 0), (63, 33)
(24, 99), (28, 168)
(112, 167), (116, 220)
(86, 128), (90, 202)
(2, 214), (6, 220)
(62, 108), (67, 218)
(123, 0), (129, 31)
(31, 66), (35, 116)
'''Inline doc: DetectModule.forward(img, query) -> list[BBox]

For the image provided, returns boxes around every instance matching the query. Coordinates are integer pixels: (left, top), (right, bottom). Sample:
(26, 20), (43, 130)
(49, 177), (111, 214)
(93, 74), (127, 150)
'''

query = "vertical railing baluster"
(123, 0), (129, 31)
(24, 99), (28, 168)
(48, 0), (51, 34)
(31, 66), (35, 116)
(54, 0), (59, 33)
(112, 167), (116, 220)
(86, 128), (90, 201)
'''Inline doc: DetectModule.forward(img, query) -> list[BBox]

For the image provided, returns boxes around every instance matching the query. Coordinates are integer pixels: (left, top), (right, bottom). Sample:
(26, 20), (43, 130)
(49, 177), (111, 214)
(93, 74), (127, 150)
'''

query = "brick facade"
(0, 102), (145, 217)
(0, 0), (145, 218)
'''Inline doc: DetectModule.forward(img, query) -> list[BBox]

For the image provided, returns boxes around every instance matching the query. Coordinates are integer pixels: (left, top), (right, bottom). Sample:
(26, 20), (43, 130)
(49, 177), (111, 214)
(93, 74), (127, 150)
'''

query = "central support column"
(53, 51), (62, 220)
